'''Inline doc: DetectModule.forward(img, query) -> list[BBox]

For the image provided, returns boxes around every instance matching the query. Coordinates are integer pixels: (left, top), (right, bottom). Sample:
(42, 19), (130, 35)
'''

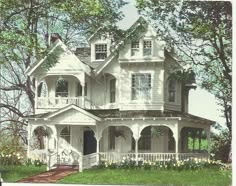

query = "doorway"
(83, 130), (96, 155)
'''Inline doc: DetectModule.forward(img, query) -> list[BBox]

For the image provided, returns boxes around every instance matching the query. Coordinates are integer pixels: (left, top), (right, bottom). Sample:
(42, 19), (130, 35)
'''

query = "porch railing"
(29, 149), (47, 163)
(99, 152), (209, 162)
(83, 153), (98, 169)
(37, 97), (92, 109)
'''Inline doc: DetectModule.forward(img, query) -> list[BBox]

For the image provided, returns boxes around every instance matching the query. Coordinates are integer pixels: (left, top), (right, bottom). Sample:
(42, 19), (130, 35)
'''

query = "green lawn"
(59, 168), (231, 186)
(0, 165), (47, 182)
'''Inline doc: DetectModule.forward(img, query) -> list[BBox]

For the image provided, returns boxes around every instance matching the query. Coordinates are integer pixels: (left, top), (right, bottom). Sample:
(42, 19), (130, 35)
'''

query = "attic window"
(143, 40), (152, 56)
(95, 44), (107, 60)
(131, 41), (139, 56)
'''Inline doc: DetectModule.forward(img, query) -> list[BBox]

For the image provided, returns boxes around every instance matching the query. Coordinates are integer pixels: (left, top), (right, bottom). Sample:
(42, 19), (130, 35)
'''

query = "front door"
(83, 130), (96, 155)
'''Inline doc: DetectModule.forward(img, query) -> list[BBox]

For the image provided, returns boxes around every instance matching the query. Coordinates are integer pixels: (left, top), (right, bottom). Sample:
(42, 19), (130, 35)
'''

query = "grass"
(0, 165), (47, 182)
(59, 168), (232, 186)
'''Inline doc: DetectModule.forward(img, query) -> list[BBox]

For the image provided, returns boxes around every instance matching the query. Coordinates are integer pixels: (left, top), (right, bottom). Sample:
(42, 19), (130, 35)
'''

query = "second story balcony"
(37, 96), (92, 109)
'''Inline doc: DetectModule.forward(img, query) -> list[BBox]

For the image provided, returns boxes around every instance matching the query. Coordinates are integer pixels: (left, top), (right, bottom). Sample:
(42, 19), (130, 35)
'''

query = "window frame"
(131, 41), (140, 56)
(95, 44), (107, 60)
(110, 79), (116, 103)
(131, 73), (152, 101)
(60, 126), (71, 144)
(168, 79), (176, 102)
(143, 40), (152, 56)
(77, 83), (88, 97)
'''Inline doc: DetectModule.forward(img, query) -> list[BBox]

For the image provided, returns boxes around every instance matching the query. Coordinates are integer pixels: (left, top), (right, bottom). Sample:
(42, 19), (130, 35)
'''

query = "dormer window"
(131, 41), (139, 56)
(168, 80), (176, 102)
(143, 40), (152, 56)
(95, 44), (107, 60)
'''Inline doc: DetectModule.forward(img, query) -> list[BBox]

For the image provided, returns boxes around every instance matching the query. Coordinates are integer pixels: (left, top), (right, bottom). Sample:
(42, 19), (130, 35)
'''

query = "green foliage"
(136, 1), (232, 133)
(59, 164), (231, 185)
(0, 165), (46, 182)
(210, 126), (231, 163)
(98, 158), (223, 171)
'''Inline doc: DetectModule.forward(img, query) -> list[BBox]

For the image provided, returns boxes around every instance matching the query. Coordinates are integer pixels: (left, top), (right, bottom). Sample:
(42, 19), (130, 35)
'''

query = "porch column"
(135, 139), (139, 164)
(96, 139), (100, 164)
(174, 124), (181, 160)
(27, 123), (32, 158)
(35, 79), (38, 109)
(206, 127), (211, 159)
(81, 84), (85, 108)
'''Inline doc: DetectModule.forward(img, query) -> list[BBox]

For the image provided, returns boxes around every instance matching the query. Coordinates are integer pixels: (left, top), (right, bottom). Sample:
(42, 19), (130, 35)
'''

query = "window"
(110, 79), (116, 103)
(95, 44), (107, 60)
(168, 80), (176, 102)
(109, 126), (116, 150)
(77, 83), (87, 96)
(132, 74), (151, 100)
(132, 126), (151, 151)
(131, 41), (139, 56)
(56, 79), (68, 97)
(60, 126), (71, 144)
(143, 40), (152, 56)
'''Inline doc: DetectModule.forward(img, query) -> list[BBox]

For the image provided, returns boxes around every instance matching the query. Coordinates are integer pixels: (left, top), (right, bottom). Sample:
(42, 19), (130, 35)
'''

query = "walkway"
(17, 166), (78, 183)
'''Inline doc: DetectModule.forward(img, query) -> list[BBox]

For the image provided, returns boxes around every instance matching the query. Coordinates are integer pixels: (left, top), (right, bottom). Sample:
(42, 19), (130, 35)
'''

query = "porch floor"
(17, 166), (78, 183)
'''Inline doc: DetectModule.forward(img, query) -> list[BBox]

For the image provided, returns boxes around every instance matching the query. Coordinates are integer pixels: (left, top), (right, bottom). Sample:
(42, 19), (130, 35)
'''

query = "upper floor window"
(168, 80), (176, 102)
(77, 83), (87, 97)
(132, 74), (151, 100)
(143, 40), (152, 56)
(110, 79), (116, 103)
(56, 79), (68, 97)
(131, 41), (139, 56)
(95, 44), (107, 60)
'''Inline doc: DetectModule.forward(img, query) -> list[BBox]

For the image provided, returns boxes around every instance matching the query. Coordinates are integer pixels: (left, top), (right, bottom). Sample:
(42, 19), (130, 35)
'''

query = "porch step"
(56, 164), (79, 170)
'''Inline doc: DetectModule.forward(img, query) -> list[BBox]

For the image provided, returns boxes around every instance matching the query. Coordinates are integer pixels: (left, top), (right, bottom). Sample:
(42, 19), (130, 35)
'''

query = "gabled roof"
(25, 40), (92, 77)
(27, 104), (101, 121)
(94, 16), (148, 75)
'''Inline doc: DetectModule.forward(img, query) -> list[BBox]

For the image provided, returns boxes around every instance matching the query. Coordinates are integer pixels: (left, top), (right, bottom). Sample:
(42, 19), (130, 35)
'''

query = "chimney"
(44, 33), (62, 47)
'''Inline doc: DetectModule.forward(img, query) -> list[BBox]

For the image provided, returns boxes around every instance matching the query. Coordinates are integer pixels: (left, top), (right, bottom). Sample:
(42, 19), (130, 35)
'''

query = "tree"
(136, 1), (232, 134)
(0, 0), (126, 143)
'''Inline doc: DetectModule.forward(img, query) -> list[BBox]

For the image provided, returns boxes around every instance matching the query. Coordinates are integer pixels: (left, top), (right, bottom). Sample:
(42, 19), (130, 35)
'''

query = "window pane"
(110, 79), (116, 103)
(95, 44), (107, 60)
(132, 74), (151, 100)
(143, 40), (152, 56)
(168, 80), (176, 102)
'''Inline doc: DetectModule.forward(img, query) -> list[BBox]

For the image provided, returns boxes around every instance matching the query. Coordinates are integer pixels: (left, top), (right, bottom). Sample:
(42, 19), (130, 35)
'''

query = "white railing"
(83, 153), (98, 169)
(99, 152), (209, 162)
(37, 97), (92, 109)
(48, 150), (58, 170)
(100, 152), (136, 161)
(29, 149), (47, 163)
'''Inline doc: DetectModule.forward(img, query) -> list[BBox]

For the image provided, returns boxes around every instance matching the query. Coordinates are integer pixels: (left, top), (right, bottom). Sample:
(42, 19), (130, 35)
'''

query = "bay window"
(110, 79), (116, 103)
(168, 80), (176, 102)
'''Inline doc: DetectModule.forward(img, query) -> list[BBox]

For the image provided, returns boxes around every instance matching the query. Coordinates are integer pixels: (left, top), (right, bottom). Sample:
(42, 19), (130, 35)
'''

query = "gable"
(26, 40), (91, 77)
(51, 108), (96, 124)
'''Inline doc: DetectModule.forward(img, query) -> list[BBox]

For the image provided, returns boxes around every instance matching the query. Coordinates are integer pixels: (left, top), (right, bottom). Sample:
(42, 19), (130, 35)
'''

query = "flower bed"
(98, 157), (224, 171)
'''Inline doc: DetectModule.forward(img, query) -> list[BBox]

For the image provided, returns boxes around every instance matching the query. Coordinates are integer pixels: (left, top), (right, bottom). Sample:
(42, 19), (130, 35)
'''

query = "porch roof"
(27, 105), (215, 125)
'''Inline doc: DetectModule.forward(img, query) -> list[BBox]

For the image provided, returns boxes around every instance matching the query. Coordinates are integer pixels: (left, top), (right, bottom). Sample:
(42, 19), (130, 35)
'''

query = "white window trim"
(142, 40), (153, 57)
(95, 44), (107, 61)
(131, 73), (152, 102)
(130, 41), (140, 57)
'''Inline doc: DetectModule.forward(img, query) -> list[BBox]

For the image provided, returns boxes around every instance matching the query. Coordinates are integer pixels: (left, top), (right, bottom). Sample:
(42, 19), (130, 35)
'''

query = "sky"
(117, 0), (226, 128)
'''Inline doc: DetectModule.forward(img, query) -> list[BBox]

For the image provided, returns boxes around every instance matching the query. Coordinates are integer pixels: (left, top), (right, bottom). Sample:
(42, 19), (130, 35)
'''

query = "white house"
(25, 17), (214, 171)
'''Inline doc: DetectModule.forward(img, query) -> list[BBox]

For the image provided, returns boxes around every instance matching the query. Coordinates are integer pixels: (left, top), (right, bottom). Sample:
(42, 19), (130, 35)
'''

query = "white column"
(135, 139), (138, 164)
(27, 123), (32, 158)
(174, 124), (180, 160)
(35, 79), (38, 109)
(96, 139), (100, 164)
(206, 128), (211, 159)
(81, 84), (85, 108)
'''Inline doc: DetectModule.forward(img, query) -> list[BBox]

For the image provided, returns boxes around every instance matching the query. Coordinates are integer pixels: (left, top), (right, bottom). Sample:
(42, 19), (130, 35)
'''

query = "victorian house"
(25, 17), (214, 171)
